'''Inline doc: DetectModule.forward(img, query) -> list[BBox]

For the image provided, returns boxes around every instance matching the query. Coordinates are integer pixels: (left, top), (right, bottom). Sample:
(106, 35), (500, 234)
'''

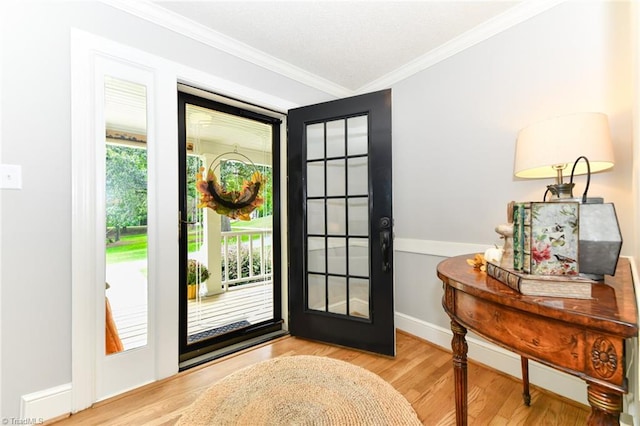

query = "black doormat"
(188, 320), (251, 344)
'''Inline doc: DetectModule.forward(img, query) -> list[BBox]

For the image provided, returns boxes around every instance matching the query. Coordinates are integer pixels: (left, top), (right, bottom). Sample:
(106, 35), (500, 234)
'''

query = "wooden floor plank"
(50, 331), (590, 425)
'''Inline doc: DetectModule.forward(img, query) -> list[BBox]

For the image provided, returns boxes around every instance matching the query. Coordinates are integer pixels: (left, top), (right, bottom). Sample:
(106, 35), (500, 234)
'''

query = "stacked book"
(486, 261), (596, 299)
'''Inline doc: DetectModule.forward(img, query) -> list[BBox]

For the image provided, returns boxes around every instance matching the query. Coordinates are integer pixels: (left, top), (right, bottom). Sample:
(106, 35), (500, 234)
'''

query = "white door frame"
(70, 28), (293, 412)
(71, 29), (178, 408)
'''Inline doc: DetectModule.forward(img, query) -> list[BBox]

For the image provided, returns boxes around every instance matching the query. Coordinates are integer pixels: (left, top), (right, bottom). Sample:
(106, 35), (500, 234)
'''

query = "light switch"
(1, 164), (22, 189)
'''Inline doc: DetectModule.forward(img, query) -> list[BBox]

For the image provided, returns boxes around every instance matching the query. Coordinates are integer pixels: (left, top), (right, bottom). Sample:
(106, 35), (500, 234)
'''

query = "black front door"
(288, 89), (395, 356)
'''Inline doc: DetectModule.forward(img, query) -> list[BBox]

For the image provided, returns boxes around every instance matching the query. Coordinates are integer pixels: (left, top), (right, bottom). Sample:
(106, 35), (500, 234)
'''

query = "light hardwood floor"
(51, 331), (589, 425)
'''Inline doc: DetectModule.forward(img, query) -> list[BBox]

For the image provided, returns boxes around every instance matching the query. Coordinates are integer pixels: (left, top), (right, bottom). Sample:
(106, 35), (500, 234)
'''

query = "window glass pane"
(307, 237), (326, 273)
(306, 123), (324, 160)
(348, 198), (368, 236)
(328, 276), (347, 314)
(349, 278), (370, 319)
(307, 199), (325, 235)
(347, 157), (367, 196)
(307, 162), (325, 197)
(347, 116), (368, 156)
(104, 76), (148, 355)
(326, 159), (345, 196)
(327, 237), (346, 275)
(326, 119), (345, 158)
(327, 198), (346, 235)
(307, 274), (326, 312)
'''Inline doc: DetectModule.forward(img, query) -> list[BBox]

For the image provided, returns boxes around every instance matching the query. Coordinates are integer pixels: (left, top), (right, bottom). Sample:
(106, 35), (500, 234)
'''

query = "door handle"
(379, 217), (392, 273)
(178, 211), (199, 238)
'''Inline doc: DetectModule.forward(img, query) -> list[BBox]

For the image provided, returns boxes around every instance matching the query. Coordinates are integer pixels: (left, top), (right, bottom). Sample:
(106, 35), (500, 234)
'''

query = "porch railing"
(221, 228), (272, 290)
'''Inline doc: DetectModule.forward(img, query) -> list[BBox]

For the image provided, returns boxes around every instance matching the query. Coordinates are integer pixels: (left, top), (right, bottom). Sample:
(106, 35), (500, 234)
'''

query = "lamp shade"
(514, 112), (614, 179)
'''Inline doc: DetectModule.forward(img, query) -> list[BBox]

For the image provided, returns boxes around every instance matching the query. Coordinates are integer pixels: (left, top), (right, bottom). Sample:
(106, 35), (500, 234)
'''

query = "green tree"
(106, 144), (147, 241)
(219, 160), (272, 219)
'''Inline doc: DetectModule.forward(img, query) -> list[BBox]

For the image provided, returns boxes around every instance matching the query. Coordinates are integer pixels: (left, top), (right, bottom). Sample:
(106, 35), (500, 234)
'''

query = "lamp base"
(546, 183), (574, 199)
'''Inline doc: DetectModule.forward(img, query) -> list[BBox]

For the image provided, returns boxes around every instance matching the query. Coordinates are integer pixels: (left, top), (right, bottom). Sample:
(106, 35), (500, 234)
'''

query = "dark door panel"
(288, 89), (394, 356)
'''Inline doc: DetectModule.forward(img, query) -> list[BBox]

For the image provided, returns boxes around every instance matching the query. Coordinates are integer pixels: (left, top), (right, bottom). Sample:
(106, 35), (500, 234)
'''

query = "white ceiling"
(103, 0), (564, 152)
(108, 0), (563, 96)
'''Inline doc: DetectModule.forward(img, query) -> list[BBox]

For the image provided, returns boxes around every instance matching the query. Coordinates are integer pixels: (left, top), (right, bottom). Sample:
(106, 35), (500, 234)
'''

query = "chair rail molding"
(394, 237), (488, 258)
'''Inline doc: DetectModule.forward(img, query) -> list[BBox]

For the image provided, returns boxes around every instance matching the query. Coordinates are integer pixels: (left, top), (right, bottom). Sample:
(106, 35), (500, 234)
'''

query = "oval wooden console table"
(438, 255), (638, 426)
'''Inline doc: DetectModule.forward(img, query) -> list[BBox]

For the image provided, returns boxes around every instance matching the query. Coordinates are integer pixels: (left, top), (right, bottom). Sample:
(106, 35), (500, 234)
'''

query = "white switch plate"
(1, 164), (22, 189)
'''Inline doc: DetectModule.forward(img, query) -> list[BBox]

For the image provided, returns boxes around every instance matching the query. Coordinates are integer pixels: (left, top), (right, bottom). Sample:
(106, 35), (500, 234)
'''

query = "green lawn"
(231, 215), (272, 230)
(106, 233), (148, 263)
(106, 215), (272, 263)
(228, 216), (272, 244)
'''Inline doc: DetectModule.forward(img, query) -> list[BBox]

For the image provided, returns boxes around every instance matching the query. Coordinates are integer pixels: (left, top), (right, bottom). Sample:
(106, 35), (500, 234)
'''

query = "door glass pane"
(326, 199), (346, 235)
(328, 276), (347, 314)
(327, 237), (346, 275)
(349, 238), (369, 277)
(306, 123), (324, 160)
(349, 278), (370, 319)
(305, 113), (370, 319)
(184, 103), (274, 346)
(307, 162), (324, 197)
(307, 237), (325, 273)
(104, 76), (148, 354)
(307, 199), (325, 235)
(348, 198), (368, 236)
(326, 159), (345, 196)
(347, 116), (368, 156)
(326, 119), (345, 158)
(347, 157), (368, 195)
(307, 273), (325, 311)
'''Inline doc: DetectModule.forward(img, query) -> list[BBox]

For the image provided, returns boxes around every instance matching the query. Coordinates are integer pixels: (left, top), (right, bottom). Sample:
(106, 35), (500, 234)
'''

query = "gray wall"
(0, 0), (635, 419)
(392, 0), (634, 331)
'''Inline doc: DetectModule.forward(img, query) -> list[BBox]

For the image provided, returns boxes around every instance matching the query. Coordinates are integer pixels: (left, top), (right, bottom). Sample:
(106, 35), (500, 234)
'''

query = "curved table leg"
(586, 382), (622, 425)
(521, 356), (531, 406)
(450, 318), (468, 426)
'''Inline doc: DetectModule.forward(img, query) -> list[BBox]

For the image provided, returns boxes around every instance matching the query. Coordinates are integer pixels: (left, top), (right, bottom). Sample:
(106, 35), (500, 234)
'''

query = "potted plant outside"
(187, 259), (210, 300)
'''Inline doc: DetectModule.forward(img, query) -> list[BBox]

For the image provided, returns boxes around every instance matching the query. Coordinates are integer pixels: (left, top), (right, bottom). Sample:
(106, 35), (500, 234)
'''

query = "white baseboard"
(20, 383), (71, 422)
(395, 312), (589, 406)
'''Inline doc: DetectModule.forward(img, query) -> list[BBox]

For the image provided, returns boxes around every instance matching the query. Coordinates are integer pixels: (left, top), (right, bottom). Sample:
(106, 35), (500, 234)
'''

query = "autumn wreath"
(195, 154), (265, 221)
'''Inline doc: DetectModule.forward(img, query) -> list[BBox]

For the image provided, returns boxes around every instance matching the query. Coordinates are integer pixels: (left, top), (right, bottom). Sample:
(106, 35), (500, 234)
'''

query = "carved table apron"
(438, 255), (638, 426)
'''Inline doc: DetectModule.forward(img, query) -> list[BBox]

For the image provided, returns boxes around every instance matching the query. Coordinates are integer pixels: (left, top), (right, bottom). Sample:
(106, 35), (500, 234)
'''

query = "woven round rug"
(176, 355), (422, 425)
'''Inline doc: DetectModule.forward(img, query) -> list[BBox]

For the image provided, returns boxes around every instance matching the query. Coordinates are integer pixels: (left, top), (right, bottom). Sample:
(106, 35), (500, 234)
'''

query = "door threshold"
(179, 330), (289, 371)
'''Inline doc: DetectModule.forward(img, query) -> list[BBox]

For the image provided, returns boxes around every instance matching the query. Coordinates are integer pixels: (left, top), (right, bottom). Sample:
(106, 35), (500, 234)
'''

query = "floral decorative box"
(513, 202), (579, 275)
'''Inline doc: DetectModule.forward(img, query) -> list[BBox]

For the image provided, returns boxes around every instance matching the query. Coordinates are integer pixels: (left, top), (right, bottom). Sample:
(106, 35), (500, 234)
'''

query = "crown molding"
(100, 0), (353, 98)
(102, 0), (564, 98)
(356, 0), (566, 94)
